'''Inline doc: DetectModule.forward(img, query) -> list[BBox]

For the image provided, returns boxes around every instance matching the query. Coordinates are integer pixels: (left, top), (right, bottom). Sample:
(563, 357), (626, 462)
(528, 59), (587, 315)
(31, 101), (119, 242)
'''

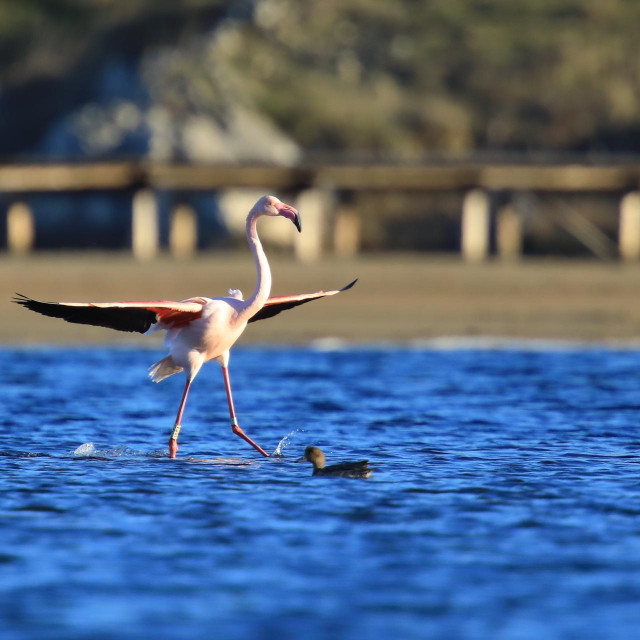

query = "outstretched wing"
(12, 294), (206, 334)
(248, 279), (357, 324)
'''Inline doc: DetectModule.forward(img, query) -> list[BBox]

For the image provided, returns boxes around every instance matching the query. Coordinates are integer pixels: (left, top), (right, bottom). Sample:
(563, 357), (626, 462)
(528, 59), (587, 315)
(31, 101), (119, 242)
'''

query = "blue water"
(2, 346), (640, 640)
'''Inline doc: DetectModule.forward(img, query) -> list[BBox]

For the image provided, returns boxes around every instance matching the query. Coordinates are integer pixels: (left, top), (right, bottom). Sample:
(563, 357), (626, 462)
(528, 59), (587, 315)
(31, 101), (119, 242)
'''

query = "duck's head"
(252, 195), (301, 232)
(296, 445), (325, 469)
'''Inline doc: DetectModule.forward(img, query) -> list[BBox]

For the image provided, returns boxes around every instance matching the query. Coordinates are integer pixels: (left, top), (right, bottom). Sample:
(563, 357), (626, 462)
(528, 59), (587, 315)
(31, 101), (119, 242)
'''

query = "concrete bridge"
(2, 161), (640, 261)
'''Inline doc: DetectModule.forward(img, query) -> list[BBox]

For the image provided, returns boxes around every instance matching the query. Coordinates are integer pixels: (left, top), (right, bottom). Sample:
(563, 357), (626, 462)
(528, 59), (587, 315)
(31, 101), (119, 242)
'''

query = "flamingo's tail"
(149, 355), (183, 382)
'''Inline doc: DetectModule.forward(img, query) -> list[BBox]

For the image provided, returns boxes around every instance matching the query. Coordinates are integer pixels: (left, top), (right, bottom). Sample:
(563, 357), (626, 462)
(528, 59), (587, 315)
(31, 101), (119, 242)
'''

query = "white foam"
(308, 337), (350, 352)
(72, 442), (95, 457)
(71, 442), (166, 458)
(407, 336), (640, 351)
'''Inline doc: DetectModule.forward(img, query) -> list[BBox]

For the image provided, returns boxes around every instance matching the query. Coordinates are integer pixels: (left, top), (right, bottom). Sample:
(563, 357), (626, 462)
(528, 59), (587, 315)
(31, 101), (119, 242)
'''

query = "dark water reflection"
(1, 346), (640, 639)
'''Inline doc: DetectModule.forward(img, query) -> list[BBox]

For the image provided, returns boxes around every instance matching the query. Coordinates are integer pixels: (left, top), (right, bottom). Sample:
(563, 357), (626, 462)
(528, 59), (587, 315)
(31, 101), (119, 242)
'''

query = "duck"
(296, 446), (373, 478)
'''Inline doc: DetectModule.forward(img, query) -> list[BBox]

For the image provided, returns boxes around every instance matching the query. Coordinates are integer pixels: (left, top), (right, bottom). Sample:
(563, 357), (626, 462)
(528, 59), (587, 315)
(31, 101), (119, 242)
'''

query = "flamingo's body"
(14, 196), (356, 458)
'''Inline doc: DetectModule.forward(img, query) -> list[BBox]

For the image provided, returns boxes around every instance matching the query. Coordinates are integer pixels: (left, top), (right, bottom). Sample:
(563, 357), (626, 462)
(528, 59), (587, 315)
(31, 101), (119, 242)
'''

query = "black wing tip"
(12, 293), (37, 307)
(12, 293), (154, 333)
(12, 293), (66, 318)
(341, 278), (358, 292)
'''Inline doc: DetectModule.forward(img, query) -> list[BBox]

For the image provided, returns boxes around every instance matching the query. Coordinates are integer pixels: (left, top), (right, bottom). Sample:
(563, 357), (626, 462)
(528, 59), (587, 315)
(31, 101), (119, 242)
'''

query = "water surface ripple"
(1, 346), (640, 640)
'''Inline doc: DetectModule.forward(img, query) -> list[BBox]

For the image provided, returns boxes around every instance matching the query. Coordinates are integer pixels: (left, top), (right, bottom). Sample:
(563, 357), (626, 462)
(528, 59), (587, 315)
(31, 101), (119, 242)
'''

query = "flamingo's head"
(254, 195), (302, 232)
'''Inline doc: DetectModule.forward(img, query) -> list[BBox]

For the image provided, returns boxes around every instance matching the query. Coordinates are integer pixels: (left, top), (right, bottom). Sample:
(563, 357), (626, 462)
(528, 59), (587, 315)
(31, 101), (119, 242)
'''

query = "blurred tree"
(0, 0), (231, 156)
(229, 0), (640, 157)
(0, 0), (639, 159)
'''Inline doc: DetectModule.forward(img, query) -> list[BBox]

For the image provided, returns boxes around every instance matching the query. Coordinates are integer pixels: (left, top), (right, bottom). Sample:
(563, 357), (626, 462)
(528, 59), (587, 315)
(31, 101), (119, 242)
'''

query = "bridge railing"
(2, 161), (640, 261)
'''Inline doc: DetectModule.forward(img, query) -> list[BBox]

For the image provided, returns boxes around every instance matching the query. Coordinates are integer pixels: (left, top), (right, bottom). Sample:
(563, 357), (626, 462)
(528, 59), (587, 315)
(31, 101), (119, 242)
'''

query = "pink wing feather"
(248, 279), (357, 323)
(13, 278), (357, 331)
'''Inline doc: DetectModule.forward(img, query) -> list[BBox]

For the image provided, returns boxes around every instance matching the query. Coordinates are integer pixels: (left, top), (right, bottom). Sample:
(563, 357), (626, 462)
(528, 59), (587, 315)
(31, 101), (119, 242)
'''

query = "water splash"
(272, 429), (304, 457)
(71, 442), (166, 458)
(72, 442), (96, 457)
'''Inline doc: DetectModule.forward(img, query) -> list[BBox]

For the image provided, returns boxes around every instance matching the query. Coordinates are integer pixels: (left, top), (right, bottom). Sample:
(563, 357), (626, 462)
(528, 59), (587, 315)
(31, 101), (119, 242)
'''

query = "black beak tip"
(294, 213), (302, 233)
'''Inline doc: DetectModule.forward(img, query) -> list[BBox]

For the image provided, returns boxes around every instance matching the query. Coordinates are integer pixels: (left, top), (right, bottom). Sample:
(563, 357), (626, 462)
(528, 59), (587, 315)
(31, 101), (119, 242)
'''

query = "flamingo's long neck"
(239, 210), (271, 322)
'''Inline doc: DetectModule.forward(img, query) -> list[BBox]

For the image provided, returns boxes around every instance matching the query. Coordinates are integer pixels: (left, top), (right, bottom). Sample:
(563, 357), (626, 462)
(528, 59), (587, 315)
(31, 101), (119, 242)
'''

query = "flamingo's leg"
(169, 378), (191, 459)
(222, 366), (270, 457)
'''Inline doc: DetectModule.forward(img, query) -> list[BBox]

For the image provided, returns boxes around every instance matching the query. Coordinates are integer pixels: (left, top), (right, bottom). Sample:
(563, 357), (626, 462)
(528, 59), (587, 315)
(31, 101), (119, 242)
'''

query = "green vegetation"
(1, 0), (639, 157)
(230, 0), (640, 156)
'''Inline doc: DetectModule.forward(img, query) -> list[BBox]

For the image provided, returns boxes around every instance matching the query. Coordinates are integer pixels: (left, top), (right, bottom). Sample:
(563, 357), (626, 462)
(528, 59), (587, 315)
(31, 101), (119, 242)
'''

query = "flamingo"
(13, 195), (356, 459)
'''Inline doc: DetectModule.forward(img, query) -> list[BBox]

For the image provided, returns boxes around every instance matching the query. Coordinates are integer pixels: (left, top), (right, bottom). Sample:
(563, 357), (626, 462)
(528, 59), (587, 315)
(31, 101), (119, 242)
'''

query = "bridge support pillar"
(619, 192), (640, 261)
(294, 188), (332, 262)
(462, 189), (490, 262)
(496, 204), (523, 261)
(7, 202), (35, 254)
(132, 189), (159, 260)
(170, 204), (198, 258)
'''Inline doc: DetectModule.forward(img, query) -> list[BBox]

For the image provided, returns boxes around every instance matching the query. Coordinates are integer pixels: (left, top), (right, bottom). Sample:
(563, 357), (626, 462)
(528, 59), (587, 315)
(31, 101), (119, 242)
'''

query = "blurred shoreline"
(2, 252), (640, 345)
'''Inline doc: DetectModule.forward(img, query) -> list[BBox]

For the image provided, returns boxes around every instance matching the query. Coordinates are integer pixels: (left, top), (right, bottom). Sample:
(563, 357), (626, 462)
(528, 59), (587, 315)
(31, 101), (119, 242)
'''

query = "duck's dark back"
(313, 460), (372, 478)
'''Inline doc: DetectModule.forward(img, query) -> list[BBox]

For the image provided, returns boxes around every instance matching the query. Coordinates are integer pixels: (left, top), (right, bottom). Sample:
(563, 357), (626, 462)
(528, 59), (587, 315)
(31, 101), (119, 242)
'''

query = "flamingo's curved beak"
(275, 202), (302, 233)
